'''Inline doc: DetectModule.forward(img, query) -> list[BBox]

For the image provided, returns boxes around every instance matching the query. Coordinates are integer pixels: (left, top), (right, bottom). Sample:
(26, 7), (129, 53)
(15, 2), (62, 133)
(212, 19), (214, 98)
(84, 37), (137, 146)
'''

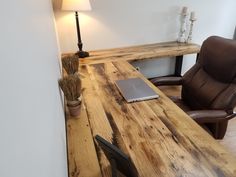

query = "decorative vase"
(67, 96), (82, 117)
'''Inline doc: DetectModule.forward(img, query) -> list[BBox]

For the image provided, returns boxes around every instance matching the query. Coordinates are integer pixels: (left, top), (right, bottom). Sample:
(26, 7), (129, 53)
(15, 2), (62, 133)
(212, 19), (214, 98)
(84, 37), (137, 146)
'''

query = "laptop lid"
(115, 77), (159, 103)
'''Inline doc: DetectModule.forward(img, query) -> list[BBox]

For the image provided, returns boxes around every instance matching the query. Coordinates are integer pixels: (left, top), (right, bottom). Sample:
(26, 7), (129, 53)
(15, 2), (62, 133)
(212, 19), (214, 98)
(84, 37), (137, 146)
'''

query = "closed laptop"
(115, 77), (159, 103)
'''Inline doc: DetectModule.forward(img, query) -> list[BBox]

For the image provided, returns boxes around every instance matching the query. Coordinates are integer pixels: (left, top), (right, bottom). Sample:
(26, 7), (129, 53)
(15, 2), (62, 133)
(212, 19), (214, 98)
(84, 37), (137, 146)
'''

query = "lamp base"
(75, 50), (89, 58)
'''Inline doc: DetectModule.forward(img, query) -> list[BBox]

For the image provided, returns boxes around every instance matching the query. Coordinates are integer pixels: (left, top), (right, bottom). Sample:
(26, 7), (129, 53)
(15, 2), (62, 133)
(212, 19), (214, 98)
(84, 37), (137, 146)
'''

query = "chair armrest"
(225, 107), (236, 119)
(187, 110), (229, 124)
(150, 77), (183, 86)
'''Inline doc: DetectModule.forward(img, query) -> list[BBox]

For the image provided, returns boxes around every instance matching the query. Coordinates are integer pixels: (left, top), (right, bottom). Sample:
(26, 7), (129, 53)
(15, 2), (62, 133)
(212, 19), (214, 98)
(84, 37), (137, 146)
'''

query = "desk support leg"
(175, 55), (183, 76)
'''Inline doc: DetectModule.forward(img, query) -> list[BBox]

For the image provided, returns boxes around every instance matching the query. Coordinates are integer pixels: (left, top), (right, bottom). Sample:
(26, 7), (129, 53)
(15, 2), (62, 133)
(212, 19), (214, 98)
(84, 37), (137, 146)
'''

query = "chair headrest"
(198, 36), (236, 83)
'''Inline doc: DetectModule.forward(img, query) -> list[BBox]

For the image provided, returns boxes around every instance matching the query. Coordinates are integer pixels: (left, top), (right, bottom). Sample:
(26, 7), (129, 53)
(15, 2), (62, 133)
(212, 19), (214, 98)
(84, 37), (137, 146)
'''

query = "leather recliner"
(151, 36), (236, 139)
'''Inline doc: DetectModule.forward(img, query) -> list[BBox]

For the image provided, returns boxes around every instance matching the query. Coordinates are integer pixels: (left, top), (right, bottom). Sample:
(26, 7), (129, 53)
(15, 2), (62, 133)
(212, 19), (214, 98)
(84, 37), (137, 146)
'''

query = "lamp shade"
(62, 0), (91, 11)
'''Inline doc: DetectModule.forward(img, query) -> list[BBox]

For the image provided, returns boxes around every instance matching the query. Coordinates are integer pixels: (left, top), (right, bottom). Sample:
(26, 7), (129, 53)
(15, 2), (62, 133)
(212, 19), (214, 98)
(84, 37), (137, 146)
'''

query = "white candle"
(190, 11), (196, 20)
(182, 6), (188, 15)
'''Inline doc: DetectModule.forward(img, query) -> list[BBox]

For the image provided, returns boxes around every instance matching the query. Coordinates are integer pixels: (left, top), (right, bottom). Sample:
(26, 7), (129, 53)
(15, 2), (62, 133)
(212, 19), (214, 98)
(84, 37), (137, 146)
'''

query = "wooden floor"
(159, 85), (236, 156)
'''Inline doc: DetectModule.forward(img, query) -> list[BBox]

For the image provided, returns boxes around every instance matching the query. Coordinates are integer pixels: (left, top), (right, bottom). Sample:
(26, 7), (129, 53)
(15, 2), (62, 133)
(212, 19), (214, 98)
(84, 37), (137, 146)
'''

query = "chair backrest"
(182, 36), (236, 111)
(95, 135), (138, 177)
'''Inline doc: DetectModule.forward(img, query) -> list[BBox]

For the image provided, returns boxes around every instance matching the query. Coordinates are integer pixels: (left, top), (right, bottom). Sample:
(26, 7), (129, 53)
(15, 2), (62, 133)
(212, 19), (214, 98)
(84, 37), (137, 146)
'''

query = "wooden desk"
(67, 61), (236, 177)
(64, 41), (200, 76)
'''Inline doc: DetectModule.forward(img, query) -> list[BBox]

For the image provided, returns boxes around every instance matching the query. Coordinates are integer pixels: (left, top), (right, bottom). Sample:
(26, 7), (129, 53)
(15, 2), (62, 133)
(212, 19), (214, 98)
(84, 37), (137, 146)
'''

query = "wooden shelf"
(63, 41), (200, 65)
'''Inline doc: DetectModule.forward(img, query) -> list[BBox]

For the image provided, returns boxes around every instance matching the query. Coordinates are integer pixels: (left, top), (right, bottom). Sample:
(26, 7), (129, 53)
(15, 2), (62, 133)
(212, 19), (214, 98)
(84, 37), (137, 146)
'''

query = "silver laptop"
(115, 77), (159, 103)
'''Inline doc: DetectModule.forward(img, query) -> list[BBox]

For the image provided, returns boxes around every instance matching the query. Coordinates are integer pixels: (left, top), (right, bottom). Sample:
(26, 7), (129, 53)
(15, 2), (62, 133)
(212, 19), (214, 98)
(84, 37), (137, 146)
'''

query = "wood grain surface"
(63, 41), (200, 65)
(66, 103), (102, 177)
(66, 61), (236, 177)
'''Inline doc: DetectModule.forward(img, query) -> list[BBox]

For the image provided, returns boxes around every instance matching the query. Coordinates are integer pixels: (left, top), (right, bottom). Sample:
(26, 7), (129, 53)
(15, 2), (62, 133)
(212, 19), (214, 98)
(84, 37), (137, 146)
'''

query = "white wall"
(54, 0), (236, 78)
(0, 0), (67, 177)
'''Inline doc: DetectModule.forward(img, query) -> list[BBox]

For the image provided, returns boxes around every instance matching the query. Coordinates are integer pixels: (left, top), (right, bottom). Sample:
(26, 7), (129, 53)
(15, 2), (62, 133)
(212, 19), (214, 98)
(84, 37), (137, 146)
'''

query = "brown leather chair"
(151, 36), (236, 139)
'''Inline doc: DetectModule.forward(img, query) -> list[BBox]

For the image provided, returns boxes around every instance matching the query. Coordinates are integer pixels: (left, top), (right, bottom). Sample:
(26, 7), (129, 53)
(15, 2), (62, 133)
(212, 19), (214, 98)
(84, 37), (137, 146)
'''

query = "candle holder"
(187, 18), (197, 43)
(178, 7), (188, 43)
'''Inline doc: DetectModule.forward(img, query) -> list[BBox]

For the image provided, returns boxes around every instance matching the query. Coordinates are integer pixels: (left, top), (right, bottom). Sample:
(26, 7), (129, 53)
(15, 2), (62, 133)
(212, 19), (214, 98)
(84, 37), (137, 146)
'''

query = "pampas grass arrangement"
(59, 74), (82, 117)
(59, 74), (81, 102)
(62, 55), (79, 75)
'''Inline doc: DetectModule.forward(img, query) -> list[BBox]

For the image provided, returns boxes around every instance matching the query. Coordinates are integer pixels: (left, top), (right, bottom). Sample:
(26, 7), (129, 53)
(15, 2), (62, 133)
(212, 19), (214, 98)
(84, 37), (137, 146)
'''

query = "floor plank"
(159, 85), (236, 157)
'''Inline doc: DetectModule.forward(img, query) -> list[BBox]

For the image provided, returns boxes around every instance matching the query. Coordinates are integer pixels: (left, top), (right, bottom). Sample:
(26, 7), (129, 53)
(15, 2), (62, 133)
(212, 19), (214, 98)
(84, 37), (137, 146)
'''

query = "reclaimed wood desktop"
(65, 42), (236, 177)
(65, 41), (201, 76)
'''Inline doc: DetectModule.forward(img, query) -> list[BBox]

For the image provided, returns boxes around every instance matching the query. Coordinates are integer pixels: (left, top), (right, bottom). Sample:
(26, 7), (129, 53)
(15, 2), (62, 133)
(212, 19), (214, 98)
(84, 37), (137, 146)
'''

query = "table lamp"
(62, 0), (91, 58)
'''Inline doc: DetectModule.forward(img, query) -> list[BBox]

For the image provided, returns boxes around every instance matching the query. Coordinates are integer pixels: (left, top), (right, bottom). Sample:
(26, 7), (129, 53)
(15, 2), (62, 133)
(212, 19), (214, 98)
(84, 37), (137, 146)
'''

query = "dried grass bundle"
(58, 74), (81, 101)
(62, 55), (79, 75)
